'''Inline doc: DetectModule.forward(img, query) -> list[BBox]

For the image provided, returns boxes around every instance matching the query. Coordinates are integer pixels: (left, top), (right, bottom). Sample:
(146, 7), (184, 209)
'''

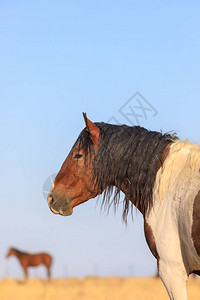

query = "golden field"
(0, 277), (200, 300)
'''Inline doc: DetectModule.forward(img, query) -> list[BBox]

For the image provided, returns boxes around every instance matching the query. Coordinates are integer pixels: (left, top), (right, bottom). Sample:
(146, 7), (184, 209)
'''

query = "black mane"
(76, 123), (177, 222)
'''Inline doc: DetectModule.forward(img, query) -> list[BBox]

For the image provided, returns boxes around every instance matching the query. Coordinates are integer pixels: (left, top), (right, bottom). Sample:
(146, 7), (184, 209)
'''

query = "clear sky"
(0, 1), (200, 278)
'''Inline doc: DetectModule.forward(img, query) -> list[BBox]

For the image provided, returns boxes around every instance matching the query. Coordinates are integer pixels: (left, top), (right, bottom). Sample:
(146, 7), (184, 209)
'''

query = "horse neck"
(120, 185), (143, 214)
(121, 143), (172, 214)
(13, 250), (24, 259)
(97, 143), (173, 218)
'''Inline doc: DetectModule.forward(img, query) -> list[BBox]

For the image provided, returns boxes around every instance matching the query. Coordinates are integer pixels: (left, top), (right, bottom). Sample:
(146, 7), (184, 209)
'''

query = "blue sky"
(0, 1), (200, 278)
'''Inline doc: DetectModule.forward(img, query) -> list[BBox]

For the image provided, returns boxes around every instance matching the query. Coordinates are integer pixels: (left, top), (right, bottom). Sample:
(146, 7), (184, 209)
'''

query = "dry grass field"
(0, 277), (200, 300)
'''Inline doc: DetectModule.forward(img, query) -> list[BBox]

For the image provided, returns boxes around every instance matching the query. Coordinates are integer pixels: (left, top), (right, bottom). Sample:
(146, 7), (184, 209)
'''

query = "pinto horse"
(6, 248), (52, 279)
(47, 113), (200, 299)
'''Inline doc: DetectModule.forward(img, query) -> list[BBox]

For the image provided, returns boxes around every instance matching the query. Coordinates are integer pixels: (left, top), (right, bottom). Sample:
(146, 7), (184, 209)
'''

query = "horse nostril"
(48, 196), (54, 206)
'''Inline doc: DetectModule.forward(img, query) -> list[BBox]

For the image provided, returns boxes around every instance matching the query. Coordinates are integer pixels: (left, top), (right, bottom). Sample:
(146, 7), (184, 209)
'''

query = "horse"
(47, 113), (200, 299)
(6, 247), (53, 279)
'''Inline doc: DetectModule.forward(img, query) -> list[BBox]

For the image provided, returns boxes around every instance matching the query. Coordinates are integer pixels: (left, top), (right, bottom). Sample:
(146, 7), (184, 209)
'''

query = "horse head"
(6, 248), (15, 258)
(47, 113), (100, 216)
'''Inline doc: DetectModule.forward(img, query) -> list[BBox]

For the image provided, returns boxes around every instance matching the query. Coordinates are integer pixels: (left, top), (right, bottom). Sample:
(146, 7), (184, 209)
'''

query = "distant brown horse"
(6, 248), (53, 279)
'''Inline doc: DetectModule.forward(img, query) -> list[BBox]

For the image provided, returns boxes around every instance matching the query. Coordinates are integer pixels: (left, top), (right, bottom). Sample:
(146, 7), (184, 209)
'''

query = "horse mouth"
(47, 192), (73, 216)
(59, 209), (73, 216)
(50, 206), (73, 216)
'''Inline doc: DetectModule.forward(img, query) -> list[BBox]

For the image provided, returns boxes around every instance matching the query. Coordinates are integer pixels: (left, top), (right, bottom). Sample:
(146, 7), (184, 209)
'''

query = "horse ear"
(82, 113), (100, 145)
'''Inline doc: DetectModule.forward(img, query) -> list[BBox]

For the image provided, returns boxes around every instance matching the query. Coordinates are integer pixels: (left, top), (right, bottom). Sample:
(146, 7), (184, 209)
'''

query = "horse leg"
(22, 265), (28, 280)
(47, 266), (51, 280)
(158, 259), (188, 300)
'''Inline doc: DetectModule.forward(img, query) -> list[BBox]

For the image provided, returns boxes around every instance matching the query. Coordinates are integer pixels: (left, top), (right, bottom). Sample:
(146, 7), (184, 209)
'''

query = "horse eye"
(74, 153), (83, 159)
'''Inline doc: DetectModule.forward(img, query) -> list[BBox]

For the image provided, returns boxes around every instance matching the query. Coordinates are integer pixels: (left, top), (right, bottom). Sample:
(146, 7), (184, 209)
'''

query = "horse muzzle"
(47, 188), (73, 216)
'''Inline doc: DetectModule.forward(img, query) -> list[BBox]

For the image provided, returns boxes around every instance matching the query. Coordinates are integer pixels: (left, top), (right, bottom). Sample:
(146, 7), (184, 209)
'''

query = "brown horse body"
(6, 248), (52, 279)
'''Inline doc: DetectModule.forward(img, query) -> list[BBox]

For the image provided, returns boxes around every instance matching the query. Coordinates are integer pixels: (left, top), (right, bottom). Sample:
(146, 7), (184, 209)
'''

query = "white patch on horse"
(146, 140), (200, 299)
